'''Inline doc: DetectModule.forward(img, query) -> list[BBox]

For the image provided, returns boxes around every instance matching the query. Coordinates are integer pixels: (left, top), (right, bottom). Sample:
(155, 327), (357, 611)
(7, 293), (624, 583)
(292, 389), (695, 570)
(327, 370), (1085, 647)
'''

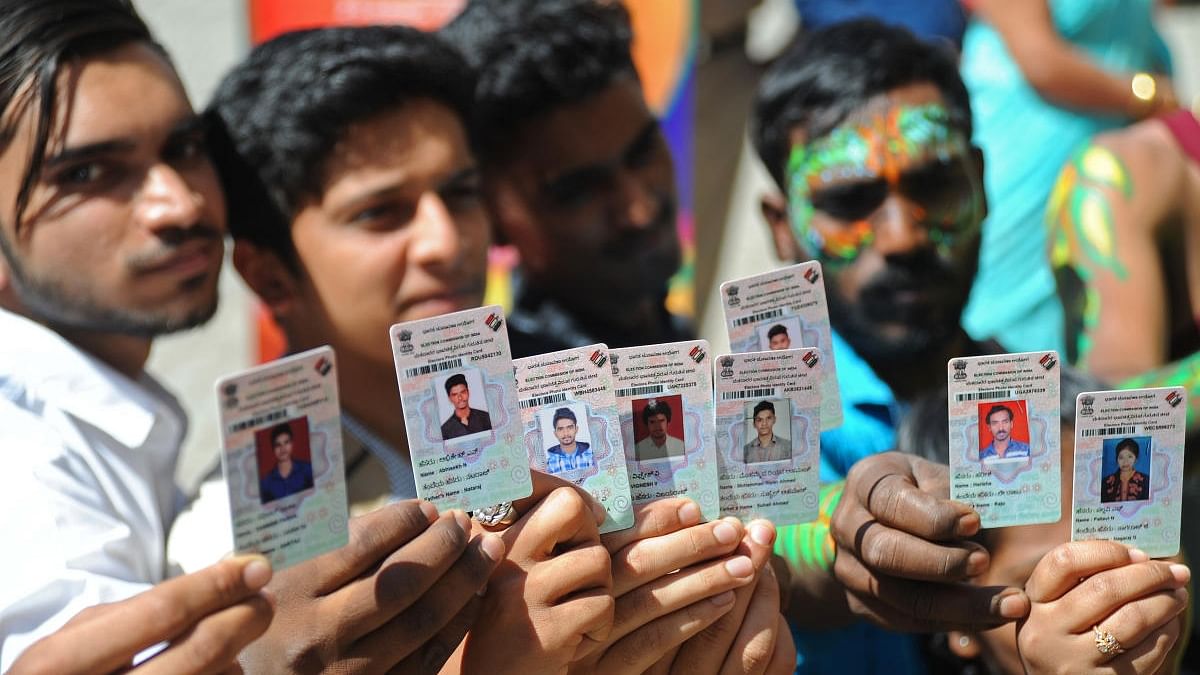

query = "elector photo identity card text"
(611, 340), (720, 521)
(720, 261), (842, 430)
(391, 306), (532, 512)
(216, 346), (348, 570)
(714, 349), (822, 525)
(515, 344), (634, 533)
(1071, 387), (1186, 557)
(947, 351), (1061, 528)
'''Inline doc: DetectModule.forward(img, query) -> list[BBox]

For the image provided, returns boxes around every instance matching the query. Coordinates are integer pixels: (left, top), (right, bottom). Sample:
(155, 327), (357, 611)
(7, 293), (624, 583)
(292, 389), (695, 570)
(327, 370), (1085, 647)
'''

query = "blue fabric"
(793, 0), (966, 46)
(259, 460), (314, 503)
(980, 439), (1031, 459)
(546, 442), (595, 475)
(960, 0), (1171, 354)
(791, 330), (923, 674)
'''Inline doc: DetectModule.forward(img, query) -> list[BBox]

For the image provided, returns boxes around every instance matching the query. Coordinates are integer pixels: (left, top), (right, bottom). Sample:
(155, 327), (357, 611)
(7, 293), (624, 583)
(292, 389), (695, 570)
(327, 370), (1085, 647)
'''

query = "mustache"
(126, 224), (223, 271)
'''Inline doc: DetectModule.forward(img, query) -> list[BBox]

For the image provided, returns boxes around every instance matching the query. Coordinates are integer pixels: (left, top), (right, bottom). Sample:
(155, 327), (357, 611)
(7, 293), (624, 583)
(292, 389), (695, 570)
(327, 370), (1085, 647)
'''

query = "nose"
(410, 192), (461, 266)
(870, 194), (928, 258)
(612, 168), (659, 231)
(135, 163), (206, 232)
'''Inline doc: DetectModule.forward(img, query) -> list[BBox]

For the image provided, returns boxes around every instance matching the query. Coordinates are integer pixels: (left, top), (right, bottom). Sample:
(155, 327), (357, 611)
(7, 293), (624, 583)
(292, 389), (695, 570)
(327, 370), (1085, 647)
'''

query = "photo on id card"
(216, 346), (348, 570)
(1071, 387), (1186, 557)
(720, 261), (842, 430)
(515, 344), (634, 533)
(714, 349), (822, 525)
(947, 351), (1061, 528)
(612, 340), (720, 521)
(391, 306), (532, 512)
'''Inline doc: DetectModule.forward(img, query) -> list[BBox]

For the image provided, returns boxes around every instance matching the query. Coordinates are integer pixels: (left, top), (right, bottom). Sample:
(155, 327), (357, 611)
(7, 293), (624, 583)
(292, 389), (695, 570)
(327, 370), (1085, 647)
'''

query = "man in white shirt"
(0, 2), (279, 669)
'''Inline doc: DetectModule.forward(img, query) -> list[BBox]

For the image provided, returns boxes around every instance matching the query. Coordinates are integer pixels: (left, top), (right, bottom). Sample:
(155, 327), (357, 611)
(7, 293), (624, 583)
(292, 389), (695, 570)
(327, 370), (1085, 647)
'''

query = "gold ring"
(1094, 625), (1125, 656)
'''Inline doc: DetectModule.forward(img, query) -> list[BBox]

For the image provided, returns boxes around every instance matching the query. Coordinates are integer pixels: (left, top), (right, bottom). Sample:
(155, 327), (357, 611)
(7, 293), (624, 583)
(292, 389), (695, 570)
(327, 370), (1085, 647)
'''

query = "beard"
(0, 230), (221, 338)
(828, 242), (977, 364)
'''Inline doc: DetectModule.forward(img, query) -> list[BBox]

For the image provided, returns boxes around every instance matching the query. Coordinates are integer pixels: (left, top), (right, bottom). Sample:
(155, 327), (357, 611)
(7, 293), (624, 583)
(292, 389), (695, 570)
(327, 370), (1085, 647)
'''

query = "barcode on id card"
(519, 392), (569, 409)
(1081, 425), (1139, 438)
(229, 409), (288, 433)
(404, 358), (464, 378)
(954, 389), (1016, 402)
(733, 308), (784, 327)
(616, 384), (665, 398)
(720, 387), (777, 401)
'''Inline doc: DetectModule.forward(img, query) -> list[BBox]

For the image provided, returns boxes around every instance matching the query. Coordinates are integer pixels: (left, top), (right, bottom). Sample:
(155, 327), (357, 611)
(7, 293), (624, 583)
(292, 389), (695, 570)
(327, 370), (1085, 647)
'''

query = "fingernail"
(678, 501), (701, 526)
(750, 522), (774, 547)
(714, 521), (739, 545)
(1170, 564), (1191, 584)
(956, 512), (980, 537)
(710, 590), (736, 606)
(998, 591), (1027, 619)
(966, 550), (989, 576)
(419, 500), (438, 522)
(452, 509), (472, 533)
(258, 586), (276, 608)
(1129, 548), (1150, 563)
(480, 533), (505, 562)
(243, 557), (272, 589)
(725, 556), (754, 578)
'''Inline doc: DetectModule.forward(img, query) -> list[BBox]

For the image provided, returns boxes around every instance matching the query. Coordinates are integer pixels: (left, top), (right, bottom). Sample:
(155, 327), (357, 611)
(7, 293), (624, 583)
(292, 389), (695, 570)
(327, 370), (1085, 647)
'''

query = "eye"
(56, 162), (107, 186)
(349, 202), (415, 231)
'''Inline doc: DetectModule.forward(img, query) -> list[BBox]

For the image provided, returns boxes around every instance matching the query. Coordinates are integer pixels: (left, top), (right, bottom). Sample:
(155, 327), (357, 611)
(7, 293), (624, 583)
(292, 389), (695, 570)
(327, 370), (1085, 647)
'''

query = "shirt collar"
(0, 308), (179, 448)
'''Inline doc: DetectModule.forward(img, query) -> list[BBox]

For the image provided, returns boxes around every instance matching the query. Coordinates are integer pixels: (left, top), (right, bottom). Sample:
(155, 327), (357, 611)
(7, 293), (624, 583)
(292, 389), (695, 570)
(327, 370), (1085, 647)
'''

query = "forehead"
(787, 82), (949, 150)
(316, 99), (471, 201)
(506, 75), (651, 175)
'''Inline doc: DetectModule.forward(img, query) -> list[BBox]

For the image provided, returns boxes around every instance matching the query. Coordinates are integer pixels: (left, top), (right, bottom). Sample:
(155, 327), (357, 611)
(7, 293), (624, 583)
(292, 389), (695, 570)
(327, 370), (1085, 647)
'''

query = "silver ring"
(471, 501), (516, 527)
(1094, 625), (1125, 655)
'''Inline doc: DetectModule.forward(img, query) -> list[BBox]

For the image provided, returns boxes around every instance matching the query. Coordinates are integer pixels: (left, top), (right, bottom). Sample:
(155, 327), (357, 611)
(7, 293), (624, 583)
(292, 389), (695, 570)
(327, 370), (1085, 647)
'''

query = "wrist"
(1128, 72), (1171, 120)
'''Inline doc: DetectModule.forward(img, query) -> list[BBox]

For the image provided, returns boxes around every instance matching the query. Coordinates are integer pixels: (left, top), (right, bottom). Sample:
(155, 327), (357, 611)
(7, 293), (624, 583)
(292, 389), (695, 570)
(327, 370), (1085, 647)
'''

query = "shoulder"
(578, 441), (591, 451)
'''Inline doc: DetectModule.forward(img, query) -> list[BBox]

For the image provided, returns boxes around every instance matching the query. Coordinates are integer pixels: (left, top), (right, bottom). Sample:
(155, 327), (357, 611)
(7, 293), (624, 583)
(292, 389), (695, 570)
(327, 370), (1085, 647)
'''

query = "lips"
(132, 238), (221, 278)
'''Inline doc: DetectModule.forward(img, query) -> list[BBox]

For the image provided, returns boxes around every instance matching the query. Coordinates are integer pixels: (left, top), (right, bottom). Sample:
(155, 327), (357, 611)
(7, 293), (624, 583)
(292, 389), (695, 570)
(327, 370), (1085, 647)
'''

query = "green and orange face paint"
(785, 103), (982, 266)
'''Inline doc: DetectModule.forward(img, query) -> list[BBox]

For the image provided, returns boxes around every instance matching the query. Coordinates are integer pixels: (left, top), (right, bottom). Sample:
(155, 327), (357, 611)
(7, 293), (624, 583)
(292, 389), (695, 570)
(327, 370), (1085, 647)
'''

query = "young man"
(633, 399), (686, 461)
(545, 407), (593, 475)
(0, 0), (272, 668)
(979, 405), (1029, 460)
(750, 20), (1029, 673)
(208, 25), (791, 673)
(444, 0), (691, 358)
(766, 324), (792, 350)
(1048, 109), (1200, 435)
(744, 400), (791, 464)
(441, 373), (492, 439)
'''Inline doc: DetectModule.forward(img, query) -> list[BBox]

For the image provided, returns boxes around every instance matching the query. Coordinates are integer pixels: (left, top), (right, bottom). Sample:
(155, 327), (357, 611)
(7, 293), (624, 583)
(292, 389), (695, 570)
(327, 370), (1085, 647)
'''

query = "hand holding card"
(1017, 541), (1189, 675)
(829, 452), (1030, 632)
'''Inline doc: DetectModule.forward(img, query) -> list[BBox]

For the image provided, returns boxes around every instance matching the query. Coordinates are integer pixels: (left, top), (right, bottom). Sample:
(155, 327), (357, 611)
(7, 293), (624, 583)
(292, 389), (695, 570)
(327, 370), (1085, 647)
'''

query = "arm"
(973, 0), (1175, 116)
(8, 555), (273, 675)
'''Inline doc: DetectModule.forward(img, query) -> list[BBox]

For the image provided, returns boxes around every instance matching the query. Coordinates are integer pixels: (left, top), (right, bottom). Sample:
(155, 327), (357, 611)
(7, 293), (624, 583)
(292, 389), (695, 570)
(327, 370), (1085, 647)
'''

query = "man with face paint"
(749, 20), (1017, 675)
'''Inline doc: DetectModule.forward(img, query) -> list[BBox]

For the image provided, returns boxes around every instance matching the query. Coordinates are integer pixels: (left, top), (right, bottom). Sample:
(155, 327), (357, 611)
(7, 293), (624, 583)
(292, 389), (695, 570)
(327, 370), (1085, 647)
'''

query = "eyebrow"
(437, 165), (481, 191)
(43, 115), (205, 171)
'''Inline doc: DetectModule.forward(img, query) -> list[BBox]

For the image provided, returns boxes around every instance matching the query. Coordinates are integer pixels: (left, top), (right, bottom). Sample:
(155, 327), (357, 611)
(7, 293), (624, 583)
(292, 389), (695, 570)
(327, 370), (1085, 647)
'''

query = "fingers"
(668, 577), (755, 675)
(332, 511), (476, 643)
(602, 498), (703, 554)
(594, 591), (738, 674)
(841, 453), (976, 542)
(1103, 609), (1183, 673)
(762, 616), (797, 675)
(834, 549), (1027, 632)
(840, 518), (990, 582)
(346, 531), (505, 667)
(534, 539), (613, 604)
(611, 553), (758, 643)
(504, 487), (603, 562)
(512, 470), (606, 529)
(137, 593), (274, 675)
(1057, 560), (1189, 632)
(308, 500), (438, 594)
(1096, 586), (1189, 657)
(385, 594), (485, 675)
(718, 567), (783, 675)
(611, 518), (744, 596)
(1025, 541), (1144, 603)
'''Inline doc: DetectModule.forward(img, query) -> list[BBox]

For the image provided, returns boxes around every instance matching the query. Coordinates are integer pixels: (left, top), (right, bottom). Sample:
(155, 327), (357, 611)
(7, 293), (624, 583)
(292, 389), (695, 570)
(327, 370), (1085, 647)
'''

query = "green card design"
(612, 340), (720, 521)
(391, 305), (533, 512)
(515, 344), (634, 533)
(720, 261), (842, 430)
(1071, 387), (1186, 557)
(947, 351), (1061, 528)
(714, 349), (822, 525)
(216, 346), (348, 571)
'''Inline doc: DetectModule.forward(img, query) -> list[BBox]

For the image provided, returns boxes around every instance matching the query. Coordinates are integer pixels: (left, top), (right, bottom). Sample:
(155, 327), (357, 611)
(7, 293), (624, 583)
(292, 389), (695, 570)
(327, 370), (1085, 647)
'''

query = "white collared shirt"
(0, 309), (186, 669)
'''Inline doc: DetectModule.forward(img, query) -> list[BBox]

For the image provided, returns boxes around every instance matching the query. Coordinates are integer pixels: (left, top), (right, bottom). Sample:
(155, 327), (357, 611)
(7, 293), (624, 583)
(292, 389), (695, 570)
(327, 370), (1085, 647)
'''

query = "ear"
(947, 630), (982, 660)
(760, 192), (802, 263)
(232, 239), (302, 321)
(485, 175), (547, 277)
